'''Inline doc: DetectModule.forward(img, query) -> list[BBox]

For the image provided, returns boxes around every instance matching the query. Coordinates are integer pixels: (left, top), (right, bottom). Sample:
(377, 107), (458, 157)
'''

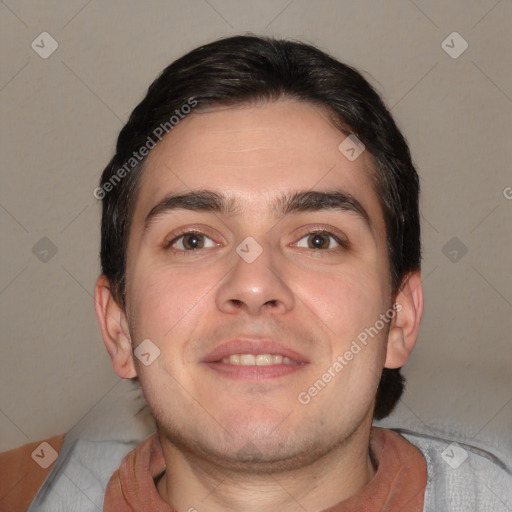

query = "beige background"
(1, 0), (511, 452)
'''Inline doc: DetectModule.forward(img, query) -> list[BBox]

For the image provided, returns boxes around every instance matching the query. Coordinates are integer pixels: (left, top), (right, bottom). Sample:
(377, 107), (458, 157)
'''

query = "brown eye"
(181, 234), (203, 249)
(307, 233), (331, 249)
(168, 233), (216, 251)
(295, 231), (343, 250)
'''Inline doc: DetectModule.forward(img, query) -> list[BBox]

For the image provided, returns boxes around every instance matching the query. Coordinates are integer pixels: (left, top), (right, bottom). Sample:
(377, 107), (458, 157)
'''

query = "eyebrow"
(143, 189), (374, 236)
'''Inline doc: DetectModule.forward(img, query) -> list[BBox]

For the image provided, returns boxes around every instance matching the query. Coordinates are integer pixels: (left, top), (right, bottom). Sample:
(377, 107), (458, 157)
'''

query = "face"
(120, 100), (396, 468)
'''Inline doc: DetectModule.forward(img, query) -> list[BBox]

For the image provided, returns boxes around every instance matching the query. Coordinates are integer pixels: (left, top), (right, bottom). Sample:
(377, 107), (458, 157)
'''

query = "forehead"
(131, 99), (385, 237)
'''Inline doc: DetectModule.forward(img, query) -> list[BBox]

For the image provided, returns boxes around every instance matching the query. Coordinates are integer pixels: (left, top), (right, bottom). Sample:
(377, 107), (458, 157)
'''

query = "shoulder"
(394, 428), (512, 512)
(0, 433), (66, 512)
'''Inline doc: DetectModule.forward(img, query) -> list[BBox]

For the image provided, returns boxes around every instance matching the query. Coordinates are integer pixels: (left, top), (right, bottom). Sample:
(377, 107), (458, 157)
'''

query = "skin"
(95, 99), (423, 511)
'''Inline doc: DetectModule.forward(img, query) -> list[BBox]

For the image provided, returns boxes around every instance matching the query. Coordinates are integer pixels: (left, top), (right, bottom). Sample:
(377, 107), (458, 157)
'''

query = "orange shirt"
(104, 427), (427, 511)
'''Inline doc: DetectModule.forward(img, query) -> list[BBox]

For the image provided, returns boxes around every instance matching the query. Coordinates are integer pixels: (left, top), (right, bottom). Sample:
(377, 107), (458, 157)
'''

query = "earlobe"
(384, 271), (424, 369)
(94, 275), (137, 379)
(385, 326), (408, 368)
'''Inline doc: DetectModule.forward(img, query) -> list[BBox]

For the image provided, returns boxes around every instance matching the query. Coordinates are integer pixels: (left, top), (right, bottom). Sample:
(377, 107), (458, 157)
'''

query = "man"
(3, 35), (508, 512)
(93, 34), (512, 511)
(95, 34), (425, 511)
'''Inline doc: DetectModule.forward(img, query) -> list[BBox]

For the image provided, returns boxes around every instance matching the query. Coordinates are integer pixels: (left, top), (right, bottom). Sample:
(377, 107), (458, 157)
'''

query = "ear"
(385, 271), (424, 369)
(94, 274), (137, 379)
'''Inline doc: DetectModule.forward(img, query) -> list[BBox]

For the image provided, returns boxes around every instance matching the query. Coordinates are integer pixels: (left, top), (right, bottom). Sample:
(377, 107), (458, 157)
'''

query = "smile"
(219, 354), (302, 366)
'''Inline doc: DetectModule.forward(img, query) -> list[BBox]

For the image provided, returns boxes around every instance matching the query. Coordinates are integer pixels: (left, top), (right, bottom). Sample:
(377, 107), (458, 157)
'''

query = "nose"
(215, 240), (295, 317)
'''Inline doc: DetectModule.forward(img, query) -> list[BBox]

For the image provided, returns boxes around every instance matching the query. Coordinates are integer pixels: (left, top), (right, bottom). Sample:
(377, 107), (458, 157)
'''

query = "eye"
(167, 232), (217, 251)
(294, 230), (345, 250)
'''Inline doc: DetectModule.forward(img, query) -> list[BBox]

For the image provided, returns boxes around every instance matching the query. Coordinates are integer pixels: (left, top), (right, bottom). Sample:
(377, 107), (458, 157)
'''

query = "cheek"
(128, 264), (212, 409)
(298, 262), (388, 346)
(128, 261), (212, 345)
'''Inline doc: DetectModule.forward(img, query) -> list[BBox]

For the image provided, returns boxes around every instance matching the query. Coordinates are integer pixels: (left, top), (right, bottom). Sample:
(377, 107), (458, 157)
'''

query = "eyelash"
(164, 226), (348, 256)
(293, 228), (349, 251)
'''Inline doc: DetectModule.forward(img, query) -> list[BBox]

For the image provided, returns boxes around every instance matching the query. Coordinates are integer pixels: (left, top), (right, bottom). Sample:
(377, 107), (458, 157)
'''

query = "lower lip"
(203, 362), (308, 380)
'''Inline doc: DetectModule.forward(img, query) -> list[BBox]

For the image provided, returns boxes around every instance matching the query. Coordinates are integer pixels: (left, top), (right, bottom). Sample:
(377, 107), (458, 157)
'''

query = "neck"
(156, 420), (377, 512)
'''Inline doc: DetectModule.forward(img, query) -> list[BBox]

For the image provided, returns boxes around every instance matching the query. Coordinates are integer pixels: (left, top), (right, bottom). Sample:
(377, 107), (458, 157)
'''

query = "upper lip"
(202, 337), (310, 364)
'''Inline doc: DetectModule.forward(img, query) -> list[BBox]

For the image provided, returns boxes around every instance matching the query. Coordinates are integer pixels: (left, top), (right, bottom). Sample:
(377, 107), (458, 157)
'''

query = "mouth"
(218, 353), (302, 365)
(202, 338), (309, 380)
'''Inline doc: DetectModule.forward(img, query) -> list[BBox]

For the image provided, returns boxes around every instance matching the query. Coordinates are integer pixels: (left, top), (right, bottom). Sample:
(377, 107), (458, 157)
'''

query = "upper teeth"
(220, 354), (298, 366)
